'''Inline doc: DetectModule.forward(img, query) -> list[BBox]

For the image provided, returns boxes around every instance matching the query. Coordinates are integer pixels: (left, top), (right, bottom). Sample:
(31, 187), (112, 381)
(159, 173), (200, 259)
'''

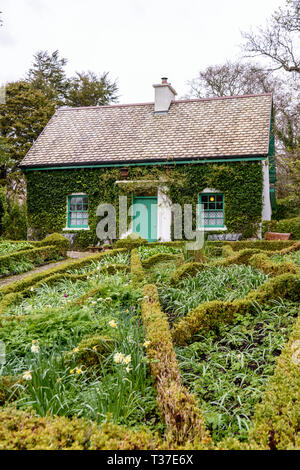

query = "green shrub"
(115, 234), (148, 251)
(1, 199), (27, 240)
(262, 217), (300, 240)
(0, 407), (161, 450)
(65, 335), (115, 367)
(40, 233), (70, 254)
(272, 197), (300, 221)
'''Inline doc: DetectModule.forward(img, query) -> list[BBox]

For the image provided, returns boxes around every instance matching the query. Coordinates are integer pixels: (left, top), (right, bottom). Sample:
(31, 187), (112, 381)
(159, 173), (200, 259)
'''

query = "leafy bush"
(262, 217), (300, 240)
(1, 199), (27, 240)
(115, 234), (148, 251)
(40, 233), (70, 254)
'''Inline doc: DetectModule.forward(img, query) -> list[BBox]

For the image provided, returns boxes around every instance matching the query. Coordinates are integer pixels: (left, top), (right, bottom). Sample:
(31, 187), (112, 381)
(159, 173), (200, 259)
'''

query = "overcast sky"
(0, 0), (284, 103)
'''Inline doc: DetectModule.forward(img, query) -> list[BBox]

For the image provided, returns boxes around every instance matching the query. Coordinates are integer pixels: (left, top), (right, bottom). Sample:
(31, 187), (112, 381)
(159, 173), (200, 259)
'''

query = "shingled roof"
(20, 93), (272, 169)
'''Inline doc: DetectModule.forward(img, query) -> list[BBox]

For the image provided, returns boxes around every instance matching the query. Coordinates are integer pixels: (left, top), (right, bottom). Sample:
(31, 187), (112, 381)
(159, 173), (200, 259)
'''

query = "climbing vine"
(25, 161), (263, 247)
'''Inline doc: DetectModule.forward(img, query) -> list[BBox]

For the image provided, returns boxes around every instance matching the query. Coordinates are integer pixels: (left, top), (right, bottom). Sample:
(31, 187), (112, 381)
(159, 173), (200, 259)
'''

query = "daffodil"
(31, 344), (40, 353)
(113, 352), (125, 364)
(70, 369), (75, 375)
(92, 346), (97, 351)
(125, 365), (131, 373)
(123, 355), (131, 365)
(125, 309), (129, 313)
(109, 320), (118, 328)
(75, 367), (83, 374)
(23, 371), (32, 381)
(30, 287), (34, 292)
(143, 340), (150, 348)
(73, 347), (79, 353)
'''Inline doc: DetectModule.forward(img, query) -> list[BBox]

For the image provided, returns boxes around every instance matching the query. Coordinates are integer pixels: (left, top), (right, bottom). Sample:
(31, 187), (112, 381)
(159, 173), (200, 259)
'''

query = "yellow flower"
(73, 347), (79, 353)
(123, 355), (131, 365)
(125, 309), (129, 313)
(57, 377), (62, 383)
(143, 340), (150, 348)
(92, 346), (97, 351)
(75, 367), (83, 374)
(31, 344), (40, 353)
(125, 365), (131, 373)
(23, 371), (32, 381)
(70, 369), (75, 375)
(109, 320), (118, 328)
(32, 340), (36, 344)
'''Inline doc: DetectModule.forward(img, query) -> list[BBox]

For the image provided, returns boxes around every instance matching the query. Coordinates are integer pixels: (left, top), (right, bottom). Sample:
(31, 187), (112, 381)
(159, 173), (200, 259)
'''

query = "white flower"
(31, 344), (40, 353)
(143, 340), (150, 348)
(109, 320), (118, 328)
(30, 287), (34, 292)
(113, 352), (125, 364)
(23, 371), (32, 381)
(125, 365), (131, 373)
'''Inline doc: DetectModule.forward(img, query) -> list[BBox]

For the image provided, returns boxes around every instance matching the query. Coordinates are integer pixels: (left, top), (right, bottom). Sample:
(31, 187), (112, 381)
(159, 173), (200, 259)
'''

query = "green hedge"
(172, 273), (300, 345)
(262, 217), (300, 240)
(141, 284), (211, 447)
(0, 245), (63, 276)
(0, 407), (161, 450)
(248, 313), (300, 449)
(207, 240), (296, 251)
(130, 249), (145, 287)
(142, 253), (182, 269)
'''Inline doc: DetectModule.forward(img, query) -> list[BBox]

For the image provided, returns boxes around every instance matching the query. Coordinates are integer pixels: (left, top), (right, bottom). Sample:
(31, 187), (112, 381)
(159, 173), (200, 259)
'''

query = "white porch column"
(157, 186), (172, 241)
(262, 160), (272, 221)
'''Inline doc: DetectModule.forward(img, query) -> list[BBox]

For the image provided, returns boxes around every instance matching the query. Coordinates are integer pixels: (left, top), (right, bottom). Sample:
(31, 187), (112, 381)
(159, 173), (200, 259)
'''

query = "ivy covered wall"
(25, 160), (263, 247)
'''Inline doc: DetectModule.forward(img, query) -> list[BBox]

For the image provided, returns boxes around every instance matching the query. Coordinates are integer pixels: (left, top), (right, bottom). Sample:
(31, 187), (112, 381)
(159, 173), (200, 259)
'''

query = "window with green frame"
(67, 195), (88, 228)
(199, 193), (224, 228)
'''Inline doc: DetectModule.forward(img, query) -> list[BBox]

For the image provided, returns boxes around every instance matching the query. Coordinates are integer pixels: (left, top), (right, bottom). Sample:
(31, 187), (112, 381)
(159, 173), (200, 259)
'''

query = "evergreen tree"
(66, 71), (118, 107)
(0, 81), (55, 166)
(27, 50), (69, 105)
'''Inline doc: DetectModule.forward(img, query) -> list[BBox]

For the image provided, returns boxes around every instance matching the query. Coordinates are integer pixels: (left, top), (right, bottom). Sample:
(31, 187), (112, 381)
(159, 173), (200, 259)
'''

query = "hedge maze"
(0, 239), (299, 449)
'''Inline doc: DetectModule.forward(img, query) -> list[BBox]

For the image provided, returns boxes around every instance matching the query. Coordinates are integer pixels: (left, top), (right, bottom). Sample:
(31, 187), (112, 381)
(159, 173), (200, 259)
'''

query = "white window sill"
(201, 226), (227, 231)
(63, 227), (90, 231)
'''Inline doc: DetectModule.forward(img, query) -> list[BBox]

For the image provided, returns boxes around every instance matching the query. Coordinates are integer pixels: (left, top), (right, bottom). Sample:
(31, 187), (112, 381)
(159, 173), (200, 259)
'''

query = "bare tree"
(242, 0), (300, 73)
(185, 61), (276, 98)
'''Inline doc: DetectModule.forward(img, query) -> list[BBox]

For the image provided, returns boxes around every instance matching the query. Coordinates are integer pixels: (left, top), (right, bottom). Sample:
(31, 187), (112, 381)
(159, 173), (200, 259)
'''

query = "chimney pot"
(161, 77), (168, 84)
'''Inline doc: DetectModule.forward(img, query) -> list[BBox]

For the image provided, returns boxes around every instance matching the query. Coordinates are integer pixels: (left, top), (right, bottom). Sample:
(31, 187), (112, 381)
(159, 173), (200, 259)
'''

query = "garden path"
(0, 251), (93, 287)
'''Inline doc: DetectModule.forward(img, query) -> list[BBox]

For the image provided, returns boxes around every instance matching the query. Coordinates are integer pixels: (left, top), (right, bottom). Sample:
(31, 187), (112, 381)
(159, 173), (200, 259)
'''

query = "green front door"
(132, 196), (158, 242)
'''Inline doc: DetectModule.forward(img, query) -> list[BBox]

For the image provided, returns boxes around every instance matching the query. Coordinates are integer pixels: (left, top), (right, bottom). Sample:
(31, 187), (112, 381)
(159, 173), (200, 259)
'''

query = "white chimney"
(153, 77), (177, 113)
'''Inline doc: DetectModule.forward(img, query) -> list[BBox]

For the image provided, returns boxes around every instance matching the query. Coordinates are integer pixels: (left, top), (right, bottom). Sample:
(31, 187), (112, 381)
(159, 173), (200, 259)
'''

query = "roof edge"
(20, 154), (267, 171)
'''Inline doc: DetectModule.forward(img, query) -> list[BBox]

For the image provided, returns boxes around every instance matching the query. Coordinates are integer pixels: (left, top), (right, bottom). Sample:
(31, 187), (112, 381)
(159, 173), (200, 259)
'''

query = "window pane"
(216, 219), (223, 225)
(209, 202), (215, 209)
(202, 195), (208, 202)
(83, 204), (88, 211)
(216, 202), (223, 209)
(216, 195), (223, 202)
(70, 204), (76, 211)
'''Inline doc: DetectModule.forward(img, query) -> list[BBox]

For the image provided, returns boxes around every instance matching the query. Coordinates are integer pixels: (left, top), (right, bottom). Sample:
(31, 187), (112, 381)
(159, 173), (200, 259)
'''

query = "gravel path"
(0, 251), (93, 288)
